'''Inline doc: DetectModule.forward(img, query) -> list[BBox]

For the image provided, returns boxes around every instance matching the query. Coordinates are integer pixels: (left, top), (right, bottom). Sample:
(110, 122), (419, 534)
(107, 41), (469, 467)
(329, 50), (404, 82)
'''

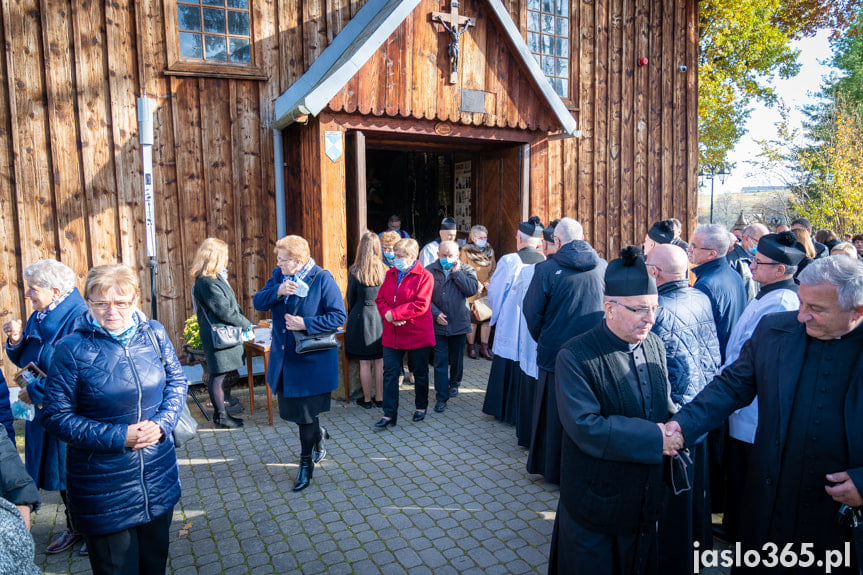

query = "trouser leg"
(448, 333), (466, 386)
(433, 336), (450, 403)
(409, 347), (431, 411)
(382, 347), (404, 420)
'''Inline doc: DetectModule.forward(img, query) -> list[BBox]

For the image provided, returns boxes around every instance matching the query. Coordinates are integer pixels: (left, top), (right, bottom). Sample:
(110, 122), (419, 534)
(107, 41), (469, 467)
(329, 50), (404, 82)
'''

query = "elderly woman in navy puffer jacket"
(42, 264), (187, 575)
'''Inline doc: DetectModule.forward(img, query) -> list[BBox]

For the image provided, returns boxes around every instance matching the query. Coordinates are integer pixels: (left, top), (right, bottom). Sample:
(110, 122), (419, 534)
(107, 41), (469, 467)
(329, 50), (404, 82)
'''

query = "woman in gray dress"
(191, 238), (254, 428)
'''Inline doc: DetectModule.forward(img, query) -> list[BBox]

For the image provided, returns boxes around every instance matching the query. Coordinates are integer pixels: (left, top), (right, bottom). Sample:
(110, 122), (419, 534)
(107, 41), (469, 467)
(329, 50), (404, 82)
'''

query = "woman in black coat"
(191, 238), (254, 428)
(345, 231), (388, 408)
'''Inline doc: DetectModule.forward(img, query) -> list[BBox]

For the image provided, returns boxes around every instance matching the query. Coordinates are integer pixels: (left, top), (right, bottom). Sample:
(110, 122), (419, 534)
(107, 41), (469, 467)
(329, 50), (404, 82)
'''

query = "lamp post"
(698, 164), (731, 224)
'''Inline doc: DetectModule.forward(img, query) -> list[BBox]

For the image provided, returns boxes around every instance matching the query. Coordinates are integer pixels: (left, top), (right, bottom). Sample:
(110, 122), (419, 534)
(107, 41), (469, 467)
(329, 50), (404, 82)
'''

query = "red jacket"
(375, 263), (435, 349)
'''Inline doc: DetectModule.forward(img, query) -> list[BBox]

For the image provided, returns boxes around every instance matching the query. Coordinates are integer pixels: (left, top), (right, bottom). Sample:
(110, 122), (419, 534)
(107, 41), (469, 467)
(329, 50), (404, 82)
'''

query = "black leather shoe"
(373, 417), (397, 430)
(292, 456), (314, 491)
(213, 411), (243, 429)
(356, 398), (373, 409)
(412, 410), (426, 422)
(373, 400), (383, 408)
(313, 426), (329, 463)
(434, 401), (446, 413)
(449, 385), (459, 397)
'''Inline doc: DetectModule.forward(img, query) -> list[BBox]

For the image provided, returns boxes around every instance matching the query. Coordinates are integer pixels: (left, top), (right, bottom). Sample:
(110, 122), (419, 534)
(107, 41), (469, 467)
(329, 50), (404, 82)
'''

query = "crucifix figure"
(432, 1), (475, 84)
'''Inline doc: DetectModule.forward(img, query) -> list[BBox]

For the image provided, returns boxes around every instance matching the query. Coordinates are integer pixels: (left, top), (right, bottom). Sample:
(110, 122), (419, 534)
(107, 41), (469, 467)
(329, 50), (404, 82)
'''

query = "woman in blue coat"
(42, 264), (187, 575)
(2, 259), (88, 554)
(253, 235), (347, 492)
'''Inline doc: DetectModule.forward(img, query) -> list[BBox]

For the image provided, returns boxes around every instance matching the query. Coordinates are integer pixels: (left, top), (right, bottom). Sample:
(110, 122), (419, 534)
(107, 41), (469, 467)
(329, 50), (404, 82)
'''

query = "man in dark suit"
(666, 256), (863, 574)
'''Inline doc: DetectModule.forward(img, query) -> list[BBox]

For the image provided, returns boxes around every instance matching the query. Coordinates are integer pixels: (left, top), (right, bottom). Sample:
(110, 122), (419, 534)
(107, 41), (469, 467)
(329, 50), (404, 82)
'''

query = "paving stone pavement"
(27, 357), (562, 574)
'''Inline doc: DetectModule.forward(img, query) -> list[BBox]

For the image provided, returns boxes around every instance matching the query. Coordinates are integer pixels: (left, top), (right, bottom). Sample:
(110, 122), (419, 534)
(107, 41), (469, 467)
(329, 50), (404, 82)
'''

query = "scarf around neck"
(462, 242), (494, 267)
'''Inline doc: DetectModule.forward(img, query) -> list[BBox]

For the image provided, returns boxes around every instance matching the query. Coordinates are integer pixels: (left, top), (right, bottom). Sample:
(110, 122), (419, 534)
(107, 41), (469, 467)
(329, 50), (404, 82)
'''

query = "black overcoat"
(673, 311), (863, 555)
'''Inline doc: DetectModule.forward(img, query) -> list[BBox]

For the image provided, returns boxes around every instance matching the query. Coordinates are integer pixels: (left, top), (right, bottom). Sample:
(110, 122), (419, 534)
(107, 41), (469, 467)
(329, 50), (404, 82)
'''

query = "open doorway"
(365, 149), (454, 246)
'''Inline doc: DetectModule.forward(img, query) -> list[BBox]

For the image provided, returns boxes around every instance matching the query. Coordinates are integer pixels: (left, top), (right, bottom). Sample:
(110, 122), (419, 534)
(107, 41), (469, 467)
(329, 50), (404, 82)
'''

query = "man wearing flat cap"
(718, 231), (804, 540)
(548, 246), (677, 575)
(419, 217), (459, 268)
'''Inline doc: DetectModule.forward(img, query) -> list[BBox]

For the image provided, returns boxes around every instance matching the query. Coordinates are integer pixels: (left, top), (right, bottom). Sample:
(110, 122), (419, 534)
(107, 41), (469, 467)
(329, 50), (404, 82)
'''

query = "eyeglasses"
(751, 259), (783, 267)
(276, 257), (303, 265)
(609, 301), (663, 317)
(687, 244), (713, 252)
(88, 299), (135, 311)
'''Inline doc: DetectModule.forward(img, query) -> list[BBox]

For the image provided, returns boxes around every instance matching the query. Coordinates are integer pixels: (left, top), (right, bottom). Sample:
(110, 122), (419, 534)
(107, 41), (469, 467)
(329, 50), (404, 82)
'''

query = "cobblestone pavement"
(27, 357), (561, 574)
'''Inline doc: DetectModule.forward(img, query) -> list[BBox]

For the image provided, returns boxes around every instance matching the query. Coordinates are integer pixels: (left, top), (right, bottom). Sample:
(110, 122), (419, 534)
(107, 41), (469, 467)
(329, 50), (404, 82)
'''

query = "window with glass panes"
(176, 0), (251, 64)
(527, 0), (569, 99)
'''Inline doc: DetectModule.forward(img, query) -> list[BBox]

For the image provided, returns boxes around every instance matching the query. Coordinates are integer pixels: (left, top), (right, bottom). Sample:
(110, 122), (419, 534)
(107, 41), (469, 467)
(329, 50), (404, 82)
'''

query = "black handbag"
(291, 270), (339, 354)
(143, 323), (198, 447)
(195, 298), (244, 350)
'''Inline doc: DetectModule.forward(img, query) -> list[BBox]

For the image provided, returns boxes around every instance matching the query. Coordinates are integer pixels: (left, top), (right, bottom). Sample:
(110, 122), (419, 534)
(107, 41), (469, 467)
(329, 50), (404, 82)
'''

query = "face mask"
(749, 245), (758, 256)
(474, 239), (487, 249)
(384, 251), (395, 260)
(394, 259), (410, 272)
(440, 257), (456, 270)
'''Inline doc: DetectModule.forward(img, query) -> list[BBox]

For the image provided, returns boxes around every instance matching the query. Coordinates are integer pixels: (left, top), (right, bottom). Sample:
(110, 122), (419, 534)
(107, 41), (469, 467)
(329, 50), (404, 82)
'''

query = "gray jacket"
(427, 260), (479, 337)
(0, 439), (40, 575)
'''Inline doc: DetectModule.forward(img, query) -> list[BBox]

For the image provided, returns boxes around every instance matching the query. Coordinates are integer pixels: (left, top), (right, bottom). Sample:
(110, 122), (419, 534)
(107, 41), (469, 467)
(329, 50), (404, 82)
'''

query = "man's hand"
(659, 421), (684, 456)
(3, 319), (23, 346)
(436, 313), (449, 326)
(825, 471), (863, 507)
(125, 420), (162, 450)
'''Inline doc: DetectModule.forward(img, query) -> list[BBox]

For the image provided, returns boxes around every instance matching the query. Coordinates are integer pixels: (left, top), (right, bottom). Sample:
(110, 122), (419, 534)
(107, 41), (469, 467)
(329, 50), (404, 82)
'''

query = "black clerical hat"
(440, 217), (457, 231)
(605, 246), (657, 296)
(519, 215), (544, 238)
(757, 232), (806, 266)
(647, 219), (675, 244)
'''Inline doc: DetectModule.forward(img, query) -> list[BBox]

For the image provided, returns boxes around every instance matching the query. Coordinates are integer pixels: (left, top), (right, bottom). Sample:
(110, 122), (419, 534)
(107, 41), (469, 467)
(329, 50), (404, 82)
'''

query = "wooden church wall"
(0, 0), (697, 365)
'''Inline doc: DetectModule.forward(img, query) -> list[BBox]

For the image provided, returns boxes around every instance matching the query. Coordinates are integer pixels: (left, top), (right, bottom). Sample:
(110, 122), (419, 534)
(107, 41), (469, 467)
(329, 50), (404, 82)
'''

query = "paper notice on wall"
(454, 161), (472, 232)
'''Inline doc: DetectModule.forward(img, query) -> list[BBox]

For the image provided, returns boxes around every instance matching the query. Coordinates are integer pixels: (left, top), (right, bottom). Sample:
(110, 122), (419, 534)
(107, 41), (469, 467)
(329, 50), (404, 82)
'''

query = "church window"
(527, 0), (570, 99)
(176, 0), (252, 63)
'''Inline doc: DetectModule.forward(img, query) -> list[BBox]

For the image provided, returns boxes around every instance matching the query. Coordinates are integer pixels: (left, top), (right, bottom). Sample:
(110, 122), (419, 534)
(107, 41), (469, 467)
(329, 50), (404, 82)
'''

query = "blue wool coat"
(41, 313), (187, 536)
(253, 265), (347, 398)
(5, 289), (88, 491)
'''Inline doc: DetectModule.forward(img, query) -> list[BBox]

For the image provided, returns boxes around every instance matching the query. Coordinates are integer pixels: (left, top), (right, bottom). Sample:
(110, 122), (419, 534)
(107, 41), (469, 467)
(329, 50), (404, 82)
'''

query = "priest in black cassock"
(549, 246), (679, 575)
(667, 255), (863, 574)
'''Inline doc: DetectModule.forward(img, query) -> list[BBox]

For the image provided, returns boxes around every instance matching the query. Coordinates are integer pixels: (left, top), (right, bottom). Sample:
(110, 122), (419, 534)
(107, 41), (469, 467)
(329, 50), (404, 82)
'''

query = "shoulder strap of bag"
(142, 322), (167, 370)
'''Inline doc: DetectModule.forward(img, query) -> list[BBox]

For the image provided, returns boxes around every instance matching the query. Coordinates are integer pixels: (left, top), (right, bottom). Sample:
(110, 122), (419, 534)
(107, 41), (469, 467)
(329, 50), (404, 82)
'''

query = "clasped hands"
(384, 310), (406, 327)
(125, 420), (162, 450)
(658, 420), (685, 456)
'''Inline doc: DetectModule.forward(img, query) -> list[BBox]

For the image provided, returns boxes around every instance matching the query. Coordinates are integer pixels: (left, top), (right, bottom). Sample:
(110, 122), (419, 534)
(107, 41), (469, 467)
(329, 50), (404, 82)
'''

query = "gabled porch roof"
(272, 0), (577, 135)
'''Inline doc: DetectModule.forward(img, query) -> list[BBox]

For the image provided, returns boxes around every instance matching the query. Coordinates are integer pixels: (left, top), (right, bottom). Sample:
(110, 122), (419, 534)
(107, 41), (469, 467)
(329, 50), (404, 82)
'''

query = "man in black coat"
(549, 247), (677, 575)
(523, 217), (607, 484)
(666, 256), (863, 574)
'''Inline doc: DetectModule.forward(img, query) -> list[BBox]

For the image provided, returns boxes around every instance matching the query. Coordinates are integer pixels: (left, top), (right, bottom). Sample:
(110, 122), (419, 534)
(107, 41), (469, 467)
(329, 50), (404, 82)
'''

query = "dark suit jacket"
(673, 311), (863, 548)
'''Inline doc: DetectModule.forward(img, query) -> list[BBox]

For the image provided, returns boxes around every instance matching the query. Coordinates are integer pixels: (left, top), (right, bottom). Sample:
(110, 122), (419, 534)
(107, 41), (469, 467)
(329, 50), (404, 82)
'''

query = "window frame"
(164, 0), (267, 80)
(525, 0), (576, 109)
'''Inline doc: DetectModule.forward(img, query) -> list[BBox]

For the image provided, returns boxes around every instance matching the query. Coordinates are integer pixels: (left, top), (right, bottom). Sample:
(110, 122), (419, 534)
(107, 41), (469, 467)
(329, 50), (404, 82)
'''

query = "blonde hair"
(792, 228), (816, 258)
(350, 231), (388, 286)
(85, 264), (140, 301)
(190, 238), (229, 279)
(830, 242), (857, 258)
(380, 230), (400, 248)
(275, 235), (311, 263)
(394, 238), (419, 259)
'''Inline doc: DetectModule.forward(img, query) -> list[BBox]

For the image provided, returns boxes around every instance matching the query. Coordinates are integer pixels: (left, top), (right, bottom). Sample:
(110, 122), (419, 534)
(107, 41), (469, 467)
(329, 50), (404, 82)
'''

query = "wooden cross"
(432, 1), (475, 84)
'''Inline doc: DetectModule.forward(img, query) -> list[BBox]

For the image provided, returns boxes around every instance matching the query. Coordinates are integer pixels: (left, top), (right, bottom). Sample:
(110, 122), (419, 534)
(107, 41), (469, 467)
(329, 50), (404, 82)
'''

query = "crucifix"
(432, 0), (475, 84)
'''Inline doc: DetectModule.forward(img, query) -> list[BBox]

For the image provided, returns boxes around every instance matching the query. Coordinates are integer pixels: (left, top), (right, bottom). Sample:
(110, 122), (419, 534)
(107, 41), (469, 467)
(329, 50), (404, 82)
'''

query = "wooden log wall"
(0, 0), (698, 371)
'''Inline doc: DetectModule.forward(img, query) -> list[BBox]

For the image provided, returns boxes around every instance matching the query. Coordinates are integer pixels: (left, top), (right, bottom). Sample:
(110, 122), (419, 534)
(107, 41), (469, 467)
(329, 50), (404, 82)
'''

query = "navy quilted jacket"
(41, 312), (187, 536)
(652, 280), (722, 409)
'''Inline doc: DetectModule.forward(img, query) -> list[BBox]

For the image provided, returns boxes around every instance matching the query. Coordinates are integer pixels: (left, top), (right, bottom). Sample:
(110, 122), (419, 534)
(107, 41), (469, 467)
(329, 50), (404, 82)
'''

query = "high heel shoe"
(373, 417), (397, 430)
(313, 426), (329, 463)
(292, 456), (314, 491)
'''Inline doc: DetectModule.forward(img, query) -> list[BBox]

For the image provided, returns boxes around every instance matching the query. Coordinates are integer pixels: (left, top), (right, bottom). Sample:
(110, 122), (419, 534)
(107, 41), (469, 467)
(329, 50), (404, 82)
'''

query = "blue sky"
(708, 30), (836, 194)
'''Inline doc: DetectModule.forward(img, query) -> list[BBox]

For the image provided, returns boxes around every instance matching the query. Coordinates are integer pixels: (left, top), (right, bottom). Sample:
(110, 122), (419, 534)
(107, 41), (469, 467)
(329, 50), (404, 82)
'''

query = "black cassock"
(550, 322), (671, 575)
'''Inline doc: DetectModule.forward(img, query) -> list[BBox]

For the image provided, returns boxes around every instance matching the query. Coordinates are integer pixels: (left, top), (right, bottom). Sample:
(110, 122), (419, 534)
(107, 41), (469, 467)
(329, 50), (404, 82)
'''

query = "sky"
(708, 30), (838, 195)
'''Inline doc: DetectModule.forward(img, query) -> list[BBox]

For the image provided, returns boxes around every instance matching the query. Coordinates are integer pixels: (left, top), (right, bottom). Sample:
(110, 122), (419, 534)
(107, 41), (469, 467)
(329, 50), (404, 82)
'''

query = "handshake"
(658, 421), (684, 456)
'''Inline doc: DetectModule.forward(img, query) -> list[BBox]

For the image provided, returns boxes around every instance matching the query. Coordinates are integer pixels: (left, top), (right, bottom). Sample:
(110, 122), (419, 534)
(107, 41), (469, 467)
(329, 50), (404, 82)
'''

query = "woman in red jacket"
(373, 238), (435, 429)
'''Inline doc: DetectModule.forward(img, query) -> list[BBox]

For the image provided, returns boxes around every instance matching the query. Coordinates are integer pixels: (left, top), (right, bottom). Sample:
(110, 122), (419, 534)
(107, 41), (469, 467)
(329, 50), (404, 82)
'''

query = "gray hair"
(469, 225), (488, 241)
(555, 217), (584, 244)
(517, 230), (543, 247)
(23, 259), (77, 294)
(798, 256), (863, 311)
(694, 223), (731, 255)
(438, 240), (459, 256)
(743, 223), (769, 241)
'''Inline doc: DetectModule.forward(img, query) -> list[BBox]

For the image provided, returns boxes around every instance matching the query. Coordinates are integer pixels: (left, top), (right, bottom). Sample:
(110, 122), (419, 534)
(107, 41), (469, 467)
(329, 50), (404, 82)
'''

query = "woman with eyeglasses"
(459, 225), (496, 360)
(191, 238), (254, 428)
(41, 264), (187, 574)
(2, 259), (88, 556)
(253, 235), (347, 492)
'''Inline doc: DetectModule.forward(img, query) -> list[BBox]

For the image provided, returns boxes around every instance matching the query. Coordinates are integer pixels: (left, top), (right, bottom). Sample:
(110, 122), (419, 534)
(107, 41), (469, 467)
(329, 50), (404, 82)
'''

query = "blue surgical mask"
(384, 251), (395, 260)
(440, 257), (456, 270)
(474, 239), (487, 249)
(394, 258), (410, 272)
(748, 245), (757, 256)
